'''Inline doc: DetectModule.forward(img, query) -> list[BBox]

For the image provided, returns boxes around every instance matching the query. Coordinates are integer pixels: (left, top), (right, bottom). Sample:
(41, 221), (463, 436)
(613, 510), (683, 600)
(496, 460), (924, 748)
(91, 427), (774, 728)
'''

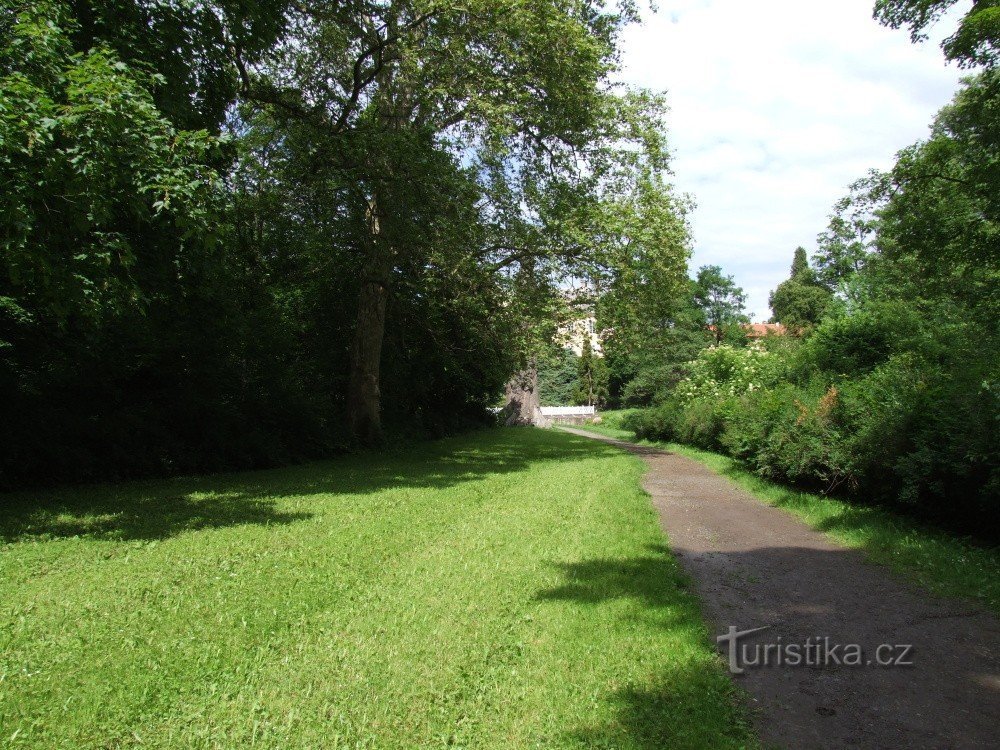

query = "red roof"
(706, 323), (787, 338)
(745, 323), (785, 337)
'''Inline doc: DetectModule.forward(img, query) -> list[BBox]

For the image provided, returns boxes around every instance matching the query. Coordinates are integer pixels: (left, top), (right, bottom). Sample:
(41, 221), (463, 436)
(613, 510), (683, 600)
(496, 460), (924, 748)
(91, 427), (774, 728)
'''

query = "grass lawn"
(569, 411), (1000, 616)
(0, 429), (756, 749)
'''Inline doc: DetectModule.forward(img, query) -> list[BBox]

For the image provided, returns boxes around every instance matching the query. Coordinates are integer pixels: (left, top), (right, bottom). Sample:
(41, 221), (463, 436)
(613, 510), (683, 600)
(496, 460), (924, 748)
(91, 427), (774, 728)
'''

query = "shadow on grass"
(0, 490), (314, 543)
(537, 544), (757, 749)
(0, 428), (616, 543)
(565, 669), (756, 750)
(536, 543), (691, 608)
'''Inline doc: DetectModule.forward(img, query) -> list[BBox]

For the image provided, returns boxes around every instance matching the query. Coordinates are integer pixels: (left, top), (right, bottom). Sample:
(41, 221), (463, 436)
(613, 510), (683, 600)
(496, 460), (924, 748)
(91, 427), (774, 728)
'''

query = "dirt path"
(561, 428), (1000, 749)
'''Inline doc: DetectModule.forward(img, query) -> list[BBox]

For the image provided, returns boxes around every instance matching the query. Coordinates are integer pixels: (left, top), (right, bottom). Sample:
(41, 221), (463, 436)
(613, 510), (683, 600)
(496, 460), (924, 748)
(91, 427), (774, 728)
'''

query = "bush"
(672, 397), (733, 450)
(722, 382), (853, 492)
(674, 342), (780, 404)
(623, 321), (999, 538)
(799, 300), (923, 377)
(840, 353), (999, 525)
(624, 401), (681, 442)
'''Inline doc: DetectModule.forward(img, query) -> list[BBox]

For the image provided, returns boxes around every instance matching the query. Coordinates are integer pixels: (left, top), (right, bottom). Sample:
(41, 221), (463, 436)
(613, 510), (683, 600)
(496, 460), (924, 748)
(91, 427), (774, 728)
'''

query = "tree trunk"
(348, 196), (391, 445)
(501, 356), (551, 427)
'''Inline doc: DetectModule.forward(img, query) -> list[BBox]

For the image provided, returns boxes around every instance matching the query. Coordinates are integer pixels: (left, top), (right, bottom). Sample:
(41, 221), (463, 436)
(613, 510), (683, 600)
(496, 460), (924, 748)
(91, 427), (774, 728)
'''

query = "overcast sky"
(619, 0), (965, 320)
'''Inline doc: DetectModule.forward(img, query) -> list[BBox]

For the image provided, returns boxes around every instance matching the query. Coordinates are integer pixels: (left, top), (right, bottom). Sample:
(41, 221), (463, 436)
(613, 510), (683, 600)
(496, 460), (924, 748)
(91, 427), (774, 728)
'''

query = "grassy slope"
(569, 411), (1000, 615)
(0, 429), (756, 749)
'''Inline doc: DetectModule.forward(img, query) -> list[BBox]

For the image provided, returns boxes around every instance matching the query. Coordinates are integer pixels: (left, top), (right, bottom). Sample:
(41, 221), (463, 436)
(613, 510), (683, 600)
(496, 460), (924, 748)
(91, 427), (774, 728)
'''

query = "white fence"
(539, 406), (596, 417)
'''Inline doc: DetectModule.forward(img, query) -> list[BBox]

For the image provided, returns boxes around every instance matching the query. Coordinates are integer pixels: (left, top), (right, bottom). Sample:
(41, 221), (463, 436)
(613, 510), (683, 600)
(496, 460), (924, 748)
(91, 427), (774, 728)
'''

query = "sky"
(618, 0), (966, 320)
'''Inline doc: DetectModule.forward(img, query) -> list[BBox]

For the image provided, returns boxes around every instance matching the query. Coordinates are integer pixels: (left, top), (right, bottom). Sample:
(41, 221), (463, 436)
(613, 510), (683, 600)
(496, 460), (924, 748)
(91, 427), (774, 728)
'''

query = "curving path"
(561, 427), (1000, 750)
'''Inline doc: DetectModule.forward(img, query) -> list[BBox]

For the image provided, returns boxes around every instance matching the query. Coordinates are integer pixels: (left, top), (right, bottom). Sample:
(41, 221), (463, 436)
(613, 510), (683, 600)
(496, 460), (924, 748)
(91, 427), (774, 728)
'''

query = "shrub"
(723, 382), (853, 492)
(674, 342), (777, 403)
(799, 300), (923, 377)
(840, 353), (999, 527)
(672, 397), (734, 450)
(624, 401), (682, 441)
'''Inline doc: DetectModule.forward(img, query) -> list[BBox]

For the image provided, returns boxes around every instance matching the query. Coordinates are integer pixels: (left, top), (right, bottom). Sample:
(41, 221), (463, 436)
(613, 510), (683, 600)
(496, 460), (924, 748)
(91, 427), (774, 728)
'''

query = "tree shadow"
(0, 428), (616, 542)
(565, 668), (758, 750)
(540, 537), (1000, 749)
(0, 488), (313, 542)
(536, 543), (691, 609)
(536, 543), (758, 748)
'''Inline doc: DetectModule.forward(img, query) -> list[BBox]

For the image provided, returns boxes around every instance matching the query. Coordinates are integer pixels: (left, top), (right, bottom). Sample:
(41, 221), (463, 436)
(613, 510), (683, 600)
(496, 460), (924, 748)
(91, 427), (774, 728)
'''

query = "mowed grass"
(0, 429), (756, 749)
(569, 411), (1000, 615)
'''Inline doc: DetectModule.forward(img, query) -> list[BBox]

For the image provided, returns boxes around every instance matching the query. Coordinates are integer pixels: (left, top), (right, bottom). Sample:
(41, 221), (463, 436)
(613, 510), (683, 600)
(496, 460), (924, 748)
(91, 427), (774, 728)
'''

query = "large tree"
(235, 0), (682, 442)
(874, 0), (1000, 67)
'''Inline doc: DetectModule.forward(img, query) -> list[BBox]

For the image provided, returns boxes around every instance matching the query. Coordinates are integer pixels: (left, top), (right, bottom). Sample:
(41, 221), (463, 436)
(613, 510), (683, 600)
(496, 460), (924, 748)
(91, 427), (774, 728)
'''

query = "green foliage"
(600, 273), (716, 408)
(0, 4), (223, 322)
(537, 347), (581, 405)
(624, 401), (684, 442)
(0, 0), (691, 483)
(874, 0), (1000, 67)
(814, 184), (878, 288)
(722, 382), (852, 491)
(622, 71), (1000, 536)
(573, 336), (609, 406)
(674, 342), (781, 404)
(768, 247), (833, 329)
(693, 264), (748, 342)
(798, 300), (922, 376)
(234, 0), (689, 441)
(0, 1), (334, 485)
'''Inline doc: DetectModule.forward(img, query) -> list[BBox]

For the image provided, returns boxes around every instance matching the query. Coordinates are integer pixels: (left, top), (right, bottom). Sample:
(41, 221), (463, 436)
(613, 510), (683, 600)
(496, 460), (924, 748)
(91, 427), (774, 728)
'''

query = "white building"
(556, 315), (603, 357)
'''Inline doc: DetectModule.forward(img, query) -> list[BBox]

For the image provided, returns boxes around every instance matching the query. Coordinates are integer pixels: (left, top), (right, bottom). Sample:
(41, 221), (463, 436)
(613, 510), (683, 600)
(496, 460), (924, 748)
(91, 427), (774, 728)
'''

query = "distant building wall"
(556, 316), (603, 356)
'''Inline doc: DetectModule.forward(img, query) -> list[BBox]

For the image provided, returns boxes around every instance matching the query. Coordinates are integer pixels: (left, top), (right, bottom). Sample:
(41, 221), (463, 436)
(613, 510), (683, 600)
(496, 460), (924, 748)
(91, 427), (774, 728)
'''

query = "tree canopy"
(693, 265), (749, 343)
(769, 248), (833, 329)
(0, 0), (690, 484)
(874, 0), (1000, 67)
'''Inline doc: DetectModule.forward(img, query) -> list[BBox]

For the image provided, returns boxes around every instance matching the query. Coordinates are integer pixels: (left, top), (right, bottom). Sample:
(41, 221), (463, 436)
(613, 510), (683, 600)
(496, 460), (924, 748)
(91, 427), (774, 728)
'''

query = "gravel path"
(562, 428), (1000, 749)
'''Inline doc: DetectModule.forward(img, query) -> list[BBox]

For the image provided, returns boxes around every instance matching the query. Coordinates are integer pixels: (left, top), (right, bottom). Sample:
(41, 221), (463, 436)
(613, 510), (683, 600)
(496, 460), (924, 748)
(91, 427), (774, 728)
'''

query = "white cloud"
(620, 0), (964, 319)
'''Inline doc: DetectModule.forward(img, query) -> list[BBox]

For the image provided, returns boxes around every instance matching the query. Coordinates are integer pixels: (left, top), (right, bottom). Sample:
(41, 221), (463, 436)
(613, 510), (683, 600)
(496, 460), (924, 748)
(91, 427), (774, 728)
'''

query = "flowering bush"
(675, 341), (781, 404)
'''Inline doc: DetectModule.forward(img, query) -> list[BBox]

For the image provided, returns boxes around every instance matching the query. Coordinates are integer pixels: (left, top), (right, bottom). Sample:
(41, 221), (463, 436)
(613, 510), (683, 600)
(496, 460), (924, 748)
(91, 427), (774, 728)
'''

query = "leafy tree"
(65, 0), (289, 131)
(0, 0), (692, 485)
(693, 265), (749, 343)
(631, 70), (1000, 536)
(0, 2), (223, 326)
(574, 336), (608, 407)
(769, 248), (833, 329)
(234, 0), (686, 441)
(879, 69), (1000, 282)
(814, 183), (879, 289)
(602, 274), (717, 407)
(0, 1), (319, 486)
(537, 347), (581, 406)
(874, 0), (1000, 67)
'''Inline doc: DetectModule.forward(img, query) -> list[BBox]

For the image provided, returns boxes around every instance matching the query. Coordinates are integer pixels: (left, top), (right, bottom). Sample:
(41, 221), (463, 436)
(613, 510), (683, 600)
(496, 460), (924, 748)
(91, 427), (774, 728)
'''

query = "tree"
(234, 0), (675, 443)
(814, 183), (880, 289)
(65, 0), (289, 131)
(790, 247), (812, 280)
(769, 248), (833, 329)
(693, 265), (748, 343)
(0, 2), (224, 326)
(537, 347), (581, 406)
(0, 0), (692, 485)
(574, 337), (608, 407)
(0, 1), (329, 486)
(874, 0), (1000, 68)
